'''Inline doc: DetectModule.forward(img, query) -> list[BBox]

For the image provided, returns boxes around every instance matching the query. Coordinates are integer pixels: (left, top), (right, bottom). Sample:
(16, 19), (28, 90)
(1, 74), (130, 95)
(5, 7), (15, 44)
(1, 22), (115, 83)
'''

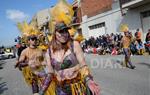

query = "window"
(141, 10), (150, 18)
(89, 22), (105, 30)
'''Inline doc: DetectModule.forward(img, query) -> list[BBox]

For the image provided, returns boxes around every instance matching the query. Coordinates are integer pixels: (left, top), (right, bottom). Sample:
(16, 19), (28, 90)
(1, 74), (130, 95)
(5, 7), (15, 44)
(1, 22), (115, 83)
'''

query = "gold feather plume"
(17, 21), (42, 37)
(120, 24), (129, 32)
(49, 0), (74, 33)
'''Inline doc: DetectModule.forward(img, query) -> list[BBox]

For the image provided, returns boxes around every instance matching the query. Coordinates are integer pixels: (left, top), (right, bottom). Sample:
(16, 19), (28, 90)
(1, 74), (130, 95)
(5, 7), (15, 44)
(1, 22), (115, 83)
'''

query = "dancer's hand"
(88, 80), (100, 95)
(14, 61), (19, 68)
(15, 64), (22, 71)
(14, 61), (22, 71)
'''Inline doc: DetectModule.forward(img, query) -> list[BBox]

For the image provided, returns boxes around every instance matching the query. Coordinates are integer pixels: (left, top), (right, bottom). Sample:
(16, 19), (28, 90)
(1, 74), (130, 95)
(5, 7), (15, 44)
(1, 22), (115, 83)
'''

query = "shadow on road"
(116, 60), (123, 64)
(0, 60), (6, 69)
(138, 63), (150, 69)
(0, 77), (8, 94)
(0, 61), (8, 94)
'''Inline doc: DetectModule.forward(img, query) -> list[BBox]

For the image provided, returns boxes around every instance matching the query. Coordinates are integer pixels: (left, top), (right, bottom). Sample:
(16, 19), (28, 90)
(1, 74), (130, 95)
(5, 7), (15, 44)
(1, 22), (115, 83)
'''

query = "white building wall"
(81, 1), (122, 38)
(36, 8), (50, 28)
(121, 9), (141, 34)
(81, 1), (150, 41)
(121, 3), (150, 41)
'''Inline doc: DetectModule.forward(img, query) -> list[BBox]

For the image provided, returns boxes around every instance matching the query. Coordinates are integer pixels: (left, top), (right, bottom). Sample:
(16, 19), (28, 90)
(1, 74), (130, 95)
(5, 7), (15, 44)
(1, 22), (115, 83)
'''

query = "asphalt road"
(0, 59), (31, 95)
(0, 55), (150, 95)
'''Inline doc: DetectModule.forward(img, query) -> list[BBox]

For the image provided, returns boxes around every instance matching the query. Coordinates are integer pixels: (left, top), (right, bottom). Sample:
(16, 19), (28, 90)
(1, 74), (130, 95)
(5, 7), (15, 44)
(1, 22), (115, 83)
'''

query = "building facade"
(80, 0), (150, 41)
(30, 8), (50, 32)
(120, 0), (150, 41)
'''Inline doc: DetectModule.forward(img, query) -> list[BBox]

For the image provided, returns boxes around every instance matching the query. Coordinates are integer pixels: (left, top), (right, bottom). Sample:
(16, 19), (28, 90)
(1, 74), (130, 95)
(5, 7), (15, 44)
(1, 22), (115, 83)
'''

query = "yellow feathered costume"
(48, 1), (91, 94)
(17, 21), (56, 95)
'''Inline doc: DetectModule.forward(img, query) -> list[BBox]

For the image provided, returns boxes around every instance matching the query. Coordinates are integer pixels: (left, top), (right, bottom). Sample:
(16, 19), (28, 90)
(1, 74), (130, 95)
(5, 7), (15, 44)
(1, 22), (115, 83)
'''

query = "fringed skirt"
(22, 66), (56, 95)
(55, 74), (92, 95)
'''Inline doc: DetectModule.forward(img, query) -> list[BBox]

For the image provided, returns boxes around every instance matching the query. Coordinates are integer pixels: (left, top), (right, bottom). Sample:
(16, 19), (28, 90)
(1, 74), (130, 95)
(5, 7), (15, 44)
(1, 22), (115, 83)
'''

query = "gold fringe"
(45, 80), (56, 95)
(71, 83), (76, 95)
(70, 80), (86, 95)
(22, 66), (56, 95)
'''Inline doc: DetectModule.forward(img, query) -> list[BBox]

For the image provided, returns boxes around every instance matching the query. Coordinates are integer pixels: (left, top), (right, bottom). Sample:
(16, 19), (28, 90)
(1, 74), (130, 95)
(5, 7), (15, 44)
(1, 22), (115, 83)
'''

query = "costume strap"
(70, 40), (74, 53)
(48, 47), (52, 60)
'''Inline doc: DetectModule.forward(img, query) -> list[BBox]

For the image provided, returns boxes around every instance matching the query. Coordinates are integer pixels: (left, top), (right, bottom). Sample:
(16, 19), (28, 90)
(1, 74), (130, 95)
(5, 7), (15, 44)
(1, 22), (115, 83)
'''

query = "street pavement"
(0, 59), (31, 95)
(0, 55), (150, 95)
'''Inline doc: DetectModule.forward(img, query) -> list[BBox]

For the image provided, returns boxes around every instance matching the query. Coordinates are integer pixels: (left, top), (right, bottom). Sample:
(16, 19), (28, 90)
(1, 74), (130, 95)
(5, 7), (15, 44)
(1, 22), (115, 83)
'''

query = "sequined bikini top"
(50, 42), (79, 71)
(51, 50), (79, 71)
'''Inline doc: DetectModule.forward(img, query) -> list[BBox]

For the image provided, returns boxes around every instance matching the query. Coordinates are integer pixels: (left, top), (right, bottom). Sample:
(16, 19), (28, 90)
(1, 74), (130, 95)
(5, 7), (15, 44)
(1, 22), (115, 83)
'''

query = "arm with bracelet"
(38, 49), (55, 95)
(74, 41), (100, 95)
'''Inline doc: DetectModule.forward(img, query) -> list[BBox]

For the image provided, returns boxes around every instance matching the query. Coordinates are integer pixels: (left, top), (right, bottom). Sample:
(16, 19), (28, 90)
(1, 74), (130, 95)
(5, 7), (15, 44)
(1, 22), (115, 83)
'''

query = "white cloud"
(6, 9), (29, 22)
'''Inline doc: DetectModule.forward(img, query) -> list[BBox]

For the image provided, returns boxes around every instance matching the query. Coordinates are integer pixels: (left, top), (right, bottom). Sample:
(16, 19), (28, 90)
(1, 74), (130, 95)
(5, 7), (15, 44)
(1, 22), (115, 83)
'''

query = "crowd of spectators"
(81, 30), (150, 55)
(81, 33), (123, 55)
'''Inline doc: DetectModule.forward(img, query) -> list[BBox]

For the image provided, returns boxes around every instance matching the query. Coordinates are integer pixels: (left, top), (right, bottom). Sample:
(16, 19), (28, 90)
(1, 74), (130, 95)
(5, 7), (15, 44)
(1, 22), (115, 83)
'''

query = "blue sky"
(0, 0), (73, 46)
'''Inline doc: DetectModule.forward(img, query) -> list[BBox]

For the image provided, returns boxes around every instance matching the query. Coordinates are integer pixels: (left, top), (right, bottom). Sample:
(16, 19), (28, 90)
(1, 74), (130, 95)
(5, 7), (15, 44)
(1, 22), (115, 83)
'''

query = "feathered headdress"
(17, 21), (42, 37)
(49, 0), (74, 33)
(120, 24), (129, 32)
(49, 0), (84, 42)
(17, 21), (49, 50)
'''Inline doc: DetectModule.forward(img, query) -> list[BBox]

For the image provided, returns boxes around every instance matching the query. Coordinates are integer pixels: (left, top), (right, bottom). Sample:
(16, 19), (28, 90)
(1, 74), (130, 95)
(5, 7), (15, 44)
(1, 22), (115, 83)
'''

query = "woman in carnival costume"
(39, 21), (100, 95)
(36, 0), (100, 94)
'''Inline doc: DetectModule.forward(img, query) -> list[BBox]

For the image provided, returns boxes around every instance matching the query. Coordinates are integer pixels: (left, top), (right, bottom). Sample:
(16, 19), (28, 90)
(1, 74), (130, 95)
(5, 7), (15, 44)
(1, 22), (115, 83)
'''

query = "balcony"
(120, 0), (150, 8)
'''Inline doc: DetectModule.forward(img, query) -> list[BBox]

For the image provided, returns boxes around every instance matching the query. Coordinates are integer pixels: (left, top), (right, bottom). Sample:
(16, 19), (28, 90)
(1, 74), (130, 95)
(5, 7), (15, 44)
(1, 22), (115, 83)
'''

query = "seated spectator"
(135, 40), (144, 55)
(144, 29), (150, 54)
(111, 45), (118, 55)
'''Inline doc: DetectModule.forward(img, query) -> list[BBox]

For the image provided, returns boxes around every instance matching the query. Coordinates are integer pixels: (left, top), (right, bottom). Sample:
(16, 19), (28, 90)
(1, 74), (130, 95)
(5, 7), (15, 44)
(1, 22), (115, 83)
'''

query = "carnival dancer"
(39, 21), (100, 95)
(15, 20), (56, 95)
(15, 35), (56, 95)
(121, 25), (136, 69)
